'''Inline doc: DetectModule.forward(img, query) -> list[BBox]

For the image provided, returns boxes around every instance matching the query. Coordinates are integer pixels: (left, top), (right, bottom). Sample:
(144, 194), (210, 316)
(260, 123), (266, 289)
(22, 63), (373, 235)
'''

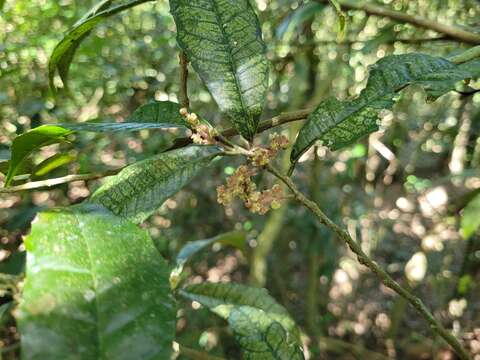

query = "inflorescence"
(179, 107), (290, 215)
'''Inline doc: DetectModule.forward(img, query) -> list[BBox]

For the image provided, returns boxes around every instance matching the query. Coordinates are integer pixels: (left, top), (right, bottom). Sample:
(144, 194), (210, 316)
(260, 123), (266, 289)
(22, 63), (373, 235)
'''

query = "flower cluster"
(217, 165), (284, 215)
(250, 133), (289, 167)
(179, 108), (217, 145)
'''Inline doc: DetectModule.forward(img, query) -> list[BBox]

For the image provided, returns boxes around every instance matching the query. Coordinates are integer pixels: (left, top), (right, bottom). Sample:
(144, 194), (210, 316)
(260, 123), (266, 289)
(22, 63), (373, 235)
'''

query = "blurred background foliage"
(1, 0), (480, 359)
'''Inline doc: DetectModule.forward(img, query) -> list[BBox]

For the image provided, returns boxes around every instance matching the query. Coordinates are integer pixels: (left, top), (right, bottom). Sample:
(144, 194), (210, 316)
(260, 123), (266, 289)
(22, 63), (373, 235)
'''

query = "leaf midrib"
(210, 0), (250, 130)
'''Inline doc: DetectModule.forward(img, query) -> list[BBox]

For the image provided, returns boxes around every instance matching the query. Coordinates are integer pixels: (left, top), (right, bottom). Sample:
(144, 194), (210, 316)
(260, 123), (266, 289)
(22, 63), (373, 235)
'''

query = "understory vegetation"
(1, 0), (480, 359)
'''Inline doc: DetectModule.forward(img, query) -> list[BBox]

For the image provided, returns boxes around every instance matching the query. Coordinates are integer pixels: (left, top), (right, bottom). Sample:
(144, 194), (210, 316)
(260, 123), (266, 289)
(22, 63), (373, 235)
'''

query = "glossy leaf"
(291, 54), (480, 168)
(90, 145), (223, 223)
(18, 204), (176, 359)
(3, 101), (192, 185)
(461, 193), (480, 239)
(170, 231), (246, 289)
(170, 0), (269, 141)
(60, 101), (189, 133)
(4, 125), (72, 186)
(49, 0), (154, 92)
(181, 282), (304, 359)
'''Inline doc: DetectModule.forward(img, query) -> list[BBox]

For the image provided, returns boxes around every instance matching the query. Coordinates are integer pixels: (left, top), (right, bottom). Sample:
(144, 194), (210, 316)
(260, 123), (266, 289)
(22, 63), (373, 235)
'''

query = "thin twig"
(179, 51), (190, 109)
(266, 163), (471, 360)
(317, 0), (480, 44)
(0, 170), (121, 194)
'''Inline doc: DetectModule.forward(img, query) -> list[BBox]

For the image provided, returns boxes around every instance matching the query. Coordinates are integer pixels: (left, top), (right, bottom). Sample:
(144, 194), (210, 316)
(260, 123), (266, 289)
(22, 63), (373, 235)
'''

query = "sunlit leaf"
(18, 204), (176, 359)
(291, 54), (480, 169)
(169, 0), (269, 141)
(461, 192), (480, 239)
(49, 0), (154, 92)
(181, 282), (304, 359)
(90, 145), (224, 223)
(328, 0), (346, 41)
(4, 125), (72, 186)
(170, 231), (246, 289)
(32, 153), (76, 178)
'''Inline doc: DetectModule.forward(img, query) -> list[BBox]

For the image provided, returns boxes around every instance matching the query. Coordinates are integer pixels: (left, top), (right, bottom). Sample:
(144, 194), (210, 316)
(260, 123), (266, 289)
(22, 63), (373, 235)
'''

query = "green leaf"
(0, 303), (13, 327)
(170, 231), (246, 289)
(328, 0), (346, 41)
(0, 251), (26, 275)
(32, 153), (76, 178)
(3, 101), (193, 186)
(169, 0), (269, 141)
(4, 125), (72, 186)
(461, 193), (480, 239)
(18, 204), (176, 359)
(59, 101), (190, 133)
(90, 145), (223, 223)
(291, 54), (480, 169)
(180, 282), (304, 359)
(49, 0), (154, 92)
(276, 3), (325, 42)
(229, 306), (305, 360)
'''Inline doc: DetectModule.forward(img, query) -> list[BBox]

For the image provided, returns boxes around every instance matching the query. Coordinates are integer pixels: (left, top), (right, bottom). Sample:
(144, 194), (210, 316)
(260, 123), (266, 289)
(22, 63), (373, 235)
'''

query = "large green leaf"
(181, 282), (304, 359)
(4, 125), (72, 186)
(290, 54), (480, 168)
(49, 0), (154, 92)
(169, 0), (269, 141)
(90, 145), (223, 223)
(461, 193), (480, 239)
(170, 231), (246, 289)
(18, 204), (176, 360)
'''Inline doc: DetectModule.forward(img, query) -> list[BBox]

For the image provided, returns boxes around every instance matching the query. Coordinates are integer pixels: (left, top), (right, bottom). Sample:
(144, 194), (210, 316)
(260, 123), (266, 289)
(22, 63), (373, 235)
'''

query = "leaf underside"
(90, 145), (223, 223)
(181, 282), (304, 359)
(18, 204), (175, 360)
(169, 0), (269, 141)
(290, 54), (480, 168)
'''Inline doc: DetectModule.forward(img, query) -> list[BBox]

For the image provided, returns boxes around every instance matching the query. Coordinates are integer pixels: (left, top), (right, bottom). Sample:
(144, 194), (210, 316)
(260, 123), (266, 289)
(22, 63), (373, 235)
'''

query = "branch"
(168, 108), (312, 150)
(1, 107), (312, 194)
(222, 108), (313, 137)
(179, 51), (190, 109)
(317, 0), (480, 45)
(266, 163), (471, 360)
(0, 169), (122, 193)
